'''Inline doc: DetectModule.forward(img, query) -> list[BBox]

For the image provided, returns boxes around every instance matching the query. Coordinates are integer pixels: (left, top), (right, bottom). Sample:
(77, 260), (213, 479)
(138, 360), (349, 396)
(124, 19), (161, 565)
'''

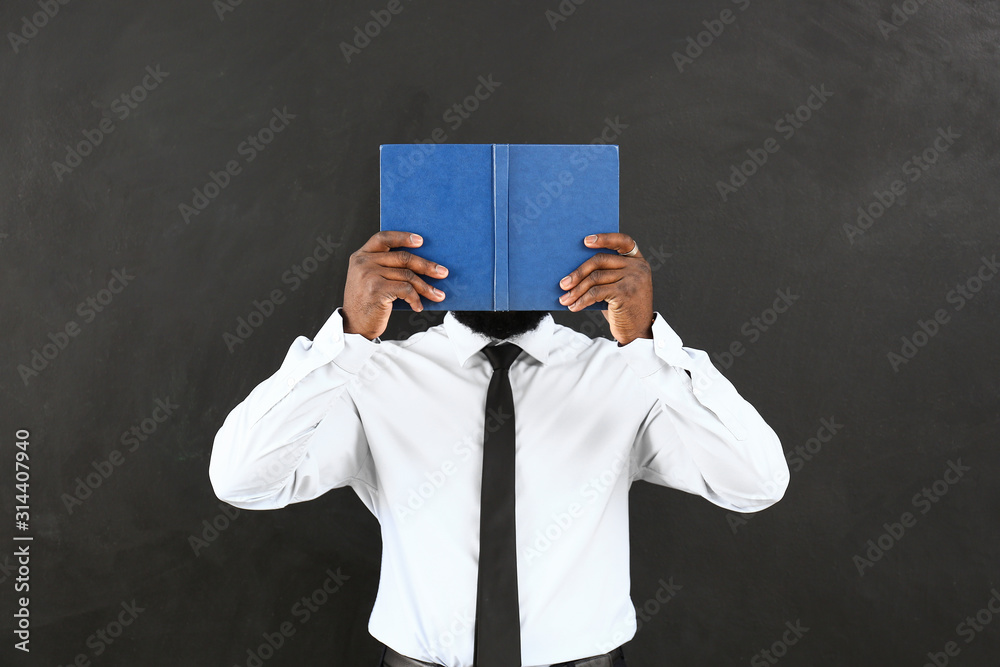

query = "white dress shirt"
(210, 306), (788, 667)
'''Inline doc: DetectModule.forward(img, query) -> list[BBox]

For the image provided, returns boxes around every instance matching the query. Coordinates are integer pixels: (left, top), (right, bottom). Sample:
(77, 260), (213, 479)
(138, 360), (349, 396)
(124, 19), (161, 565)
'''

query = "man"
(210, 230), (789, 667)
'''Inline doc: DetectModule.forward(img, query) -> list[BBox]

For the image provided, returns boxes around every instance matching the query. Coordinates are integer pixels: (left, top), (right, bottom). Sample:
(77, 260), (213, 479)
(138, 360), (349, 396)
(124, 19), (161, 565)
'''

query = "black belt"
(382, 645), (625, 667)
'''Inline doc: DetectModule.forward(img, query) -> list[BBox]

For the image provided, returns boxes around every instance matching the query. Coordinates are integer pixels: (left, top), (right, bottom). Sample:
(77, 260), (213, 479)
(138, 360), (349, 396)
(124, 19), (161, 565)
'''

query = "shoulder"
(372, 319), (444, 354)
(549, 318), (619, 362)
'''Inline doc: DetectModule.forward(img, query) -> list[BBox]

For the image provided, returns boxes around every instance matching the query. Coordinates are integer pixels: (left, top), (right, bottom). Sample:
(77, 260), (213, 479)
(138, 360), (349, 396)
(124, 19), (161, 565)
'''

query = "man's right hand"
(341, 231), (448, 340)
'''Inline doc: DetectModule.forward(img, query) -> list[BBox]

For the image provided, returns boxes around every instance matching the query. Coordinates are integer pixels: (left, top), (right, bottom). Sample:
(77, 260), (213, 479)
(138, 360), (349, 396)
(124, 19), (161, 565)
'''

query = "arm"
(209, 307), (381, 510)
(211, 229), (449, 510)
(557, 232), (788, 512)
(617, 311), (789, 512)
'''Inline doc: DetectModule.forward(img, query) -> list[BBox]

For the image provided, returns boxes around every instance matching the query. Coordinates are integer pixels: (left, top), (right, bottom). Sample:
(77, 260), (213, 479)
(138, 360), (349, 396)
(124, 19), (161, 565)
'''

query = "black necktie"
(473, 342), (523, 667)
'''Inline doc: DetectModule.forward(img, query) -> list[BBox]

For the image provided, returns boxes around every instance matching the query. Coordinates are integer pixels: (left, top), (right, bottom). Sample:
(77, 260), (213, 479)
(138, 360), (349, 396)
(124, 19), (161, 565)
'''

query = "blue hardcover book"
(379, 143), (619, 311)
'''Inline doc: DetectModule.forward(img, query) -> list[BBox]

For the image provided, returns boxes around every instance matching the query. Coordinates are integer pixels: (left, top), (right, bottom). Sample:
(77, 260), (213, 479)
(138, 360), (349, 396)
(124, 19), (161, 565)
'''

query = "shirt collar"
(443, 311), (555, 368)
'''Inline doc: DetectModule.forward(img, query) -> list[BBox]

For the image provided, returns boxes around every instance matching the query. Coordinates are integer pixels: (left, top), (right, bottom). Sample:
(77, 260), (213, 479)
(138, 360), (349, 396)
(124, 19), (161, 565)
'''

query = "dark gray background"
(2, 0), (998, 665)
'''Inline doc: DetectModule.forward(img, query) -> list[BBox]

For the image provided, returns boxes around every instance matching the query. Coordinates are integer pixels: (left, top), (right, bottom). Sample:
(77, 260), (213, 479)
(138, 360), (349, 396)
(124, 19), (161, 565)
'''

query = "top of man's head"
(450, 311), (547, 341)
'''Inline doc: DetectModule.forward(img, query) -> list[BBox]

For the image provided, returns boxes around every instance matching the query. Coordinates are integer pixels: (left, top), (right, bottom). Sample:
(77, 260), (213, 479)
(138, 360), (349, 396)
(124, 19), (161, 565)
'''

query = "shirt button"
(286, 376), (295, 387)
(656, 340), (665, 348)
(331, 333), (342, 343)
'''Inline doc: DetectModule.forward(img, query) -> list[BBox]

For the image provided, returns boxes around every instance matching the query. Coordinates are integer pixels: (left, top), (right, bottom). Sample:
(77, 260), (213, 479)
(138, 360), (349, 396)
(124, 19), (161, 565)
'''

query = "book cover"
(379, 143), (619, 311)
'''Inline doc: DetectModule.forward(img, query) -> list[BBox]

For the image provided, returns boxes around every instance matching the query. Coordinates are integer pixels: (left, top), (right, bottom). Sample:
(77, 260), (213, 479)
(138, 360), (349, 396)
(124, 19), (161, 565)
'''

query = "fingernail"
(410, 233), (422, 243)
(434, 288), (444, 297)
(560, 276), (571, 287)
(436, 265), (448, 275)
(559, 293), (569, 304)
(584, 235), (597, 244)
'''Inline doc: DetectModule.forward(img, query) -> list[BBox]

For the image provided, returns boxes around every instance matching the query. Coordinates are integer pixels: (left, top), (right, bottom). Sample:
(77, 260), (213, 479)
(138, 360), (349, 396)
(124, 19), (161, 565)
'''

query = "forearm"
(620, 312), (789, 511)
(209, 307), (380, 508)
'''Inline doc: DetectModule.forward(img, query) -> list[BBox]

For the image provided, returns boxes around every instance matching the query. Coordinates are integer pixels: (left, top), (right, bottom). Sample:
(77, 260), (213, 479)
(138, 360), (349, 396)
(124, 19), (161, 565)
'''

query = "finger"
(559, 251), (629, 290)
(583, 232), (642, 258)
(379, 266), (446, 304)
(360, 230), (426, 253)
(373, 247), (449, 279)
(559, 268), (626, 308)
(565, 281), (620, 312)
(353, 230), (447, 280)
(374, 275), (431, 313)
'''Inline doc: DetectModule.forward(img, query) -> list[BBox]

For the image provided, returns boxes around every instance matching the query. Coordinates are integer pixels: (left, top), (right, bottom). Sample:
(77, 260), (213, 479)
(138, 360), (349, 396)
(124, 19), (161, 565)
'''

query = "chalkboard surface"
(2, 1), (998, 665)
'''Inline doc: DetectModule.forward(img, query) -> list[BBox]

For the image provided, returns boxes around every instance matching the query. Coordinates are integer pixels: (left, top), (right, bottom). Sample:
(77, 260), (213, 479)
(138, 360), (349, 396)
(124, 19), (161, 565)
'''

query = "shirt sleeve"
(209, 306), (381, 511)
(616, 311), (789, 513)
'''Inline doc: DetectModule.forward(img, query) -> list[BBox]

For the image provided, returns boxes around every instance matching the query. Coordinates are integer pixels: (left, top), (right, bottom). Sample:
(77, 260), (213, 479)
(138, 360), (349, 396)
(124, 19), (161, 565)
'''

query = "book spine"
(493, 144), (510, 311)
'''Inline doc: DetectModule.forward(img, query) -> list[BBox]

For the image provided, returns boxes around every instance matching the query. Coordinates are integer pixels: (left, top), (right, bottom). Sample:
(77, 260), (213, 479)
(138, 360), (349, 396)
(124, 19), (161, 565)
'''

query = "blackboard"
(3, 0), (998, 665)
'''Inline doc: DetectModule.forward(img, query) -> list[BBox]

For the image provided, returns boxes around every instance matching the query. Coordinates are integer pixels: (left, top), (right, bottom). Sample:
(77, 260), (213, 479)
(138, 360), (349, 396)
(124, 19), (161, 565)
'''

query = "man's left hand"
(558, 233), (655, 345)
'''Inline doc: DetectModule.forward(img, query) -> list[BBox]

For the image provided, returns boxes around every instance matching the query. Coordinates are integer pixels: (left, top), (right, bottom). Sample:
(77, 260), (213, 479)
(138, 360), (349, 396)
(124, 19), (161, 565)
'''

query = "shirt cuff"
(314, 306), (380, 375)
(617, 311), (681, 377)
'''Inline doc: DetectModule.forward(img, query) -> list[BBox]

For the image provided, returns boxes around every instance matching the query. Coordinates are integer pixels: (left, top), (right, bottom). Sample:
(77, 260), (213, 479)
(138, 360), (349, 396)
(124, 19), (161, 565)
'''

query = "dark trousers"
(376, 643), (628, 667)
